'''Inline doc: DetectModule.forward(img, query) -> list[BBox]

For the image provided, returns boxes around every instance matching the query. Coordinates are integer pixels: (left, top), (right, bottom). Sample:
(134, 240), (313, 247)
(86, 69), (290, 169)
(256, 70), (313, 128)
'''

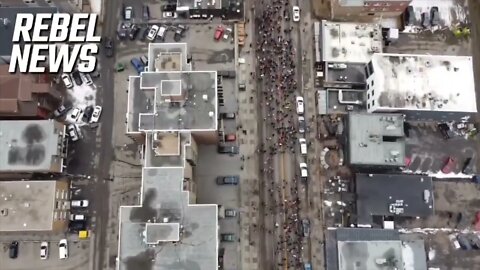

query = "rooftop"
(369, 53), (477, 112)
(0, 181), (57, 231)
(118, 166), (218, 270)
(0, 6), (58, 56)
(321, 20), (383, 63)
(326, 228), (427, 270)
(356, 173), (434, 225)
(127, 43), (217, 133)
(176, 0), (222, 9)
(347, 113), (405, 167)
(0, 120), (65, 173)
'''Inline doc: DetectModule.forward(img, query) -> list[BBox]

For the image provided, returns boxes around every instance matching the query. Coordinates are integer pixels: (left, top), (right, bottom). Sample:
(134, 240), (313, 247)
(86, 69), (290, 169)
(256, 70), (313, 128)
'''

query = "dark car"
(104, 37), (114, 57)
(82, 106), (94, 122)
(218, 145), (239, 155)
(220, 233), (236, 242)
(218, 248), (225, 270)
(129, 24), (140, 40)
(142, 5), (150, 20)
(140, 27), (150, 41)
(302, 219), (310, 237)
(438, 123), (451, 140)
(9, 241), (19, 259)
(430, 6), (440, 26)
(71, 71), (83, 85)
(421, 12), (430, 28)
(69, 221), (87, 232)
(216, 175), (239, 185)
(403, 6), (415, 26)
(225, 209), (238, 217)
(131, 58), (145, 75)
(220, 112), (236, 119)
(457, 234), (472, 250)
(462, 157), (473, 174)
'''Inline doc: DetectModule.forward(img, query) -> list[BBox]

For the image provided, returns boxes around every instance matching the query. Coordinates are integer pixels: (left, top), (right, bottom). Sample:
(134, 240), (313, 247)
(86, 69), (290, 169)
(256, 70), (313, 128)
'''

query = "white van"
(299, 138), (307, 155)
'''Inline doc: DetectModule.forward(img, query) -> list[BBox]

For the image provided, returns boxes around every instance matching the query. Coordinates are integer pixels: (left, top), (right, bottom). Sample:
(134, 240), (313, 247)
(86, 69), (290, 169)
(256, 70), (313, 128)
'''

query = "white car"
(163, 11), (177, 18)
(124, 6), (133, 20)
(223, 27), (232, 40)
(70, 214), (86, 221)
(293, 6), (300, 22)
(69, 108), (83, 122)
(61, 74), (73, 89)
(40, 241), (48, 260)
(299, 138), (307, 155)
(67, 124), (79, 142)
(147, 25), (159, 41)
(90, 106), (103, 123)
(58, 239), (68, 259)
(296, 96), (304, 115)
(300, 163), (308, 178)
(71, 200), (89, 208)
(80, 72), (93, 86)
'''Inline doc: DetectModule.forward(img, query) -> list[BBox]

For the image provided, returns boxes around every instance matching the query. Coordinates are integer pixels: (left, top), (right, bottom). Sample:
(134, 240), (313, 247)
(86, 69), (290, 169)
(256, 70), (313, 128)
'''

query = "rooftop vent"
(0, 209), (8, 216)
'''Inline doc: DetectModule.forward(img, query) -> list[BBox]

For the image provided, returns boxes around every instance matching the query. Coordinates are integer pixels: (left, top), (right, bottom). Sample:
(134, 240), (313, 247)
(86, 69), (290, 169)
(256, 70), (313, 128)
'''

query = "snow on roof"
(321, 20), (383, 63)
(371, 53), (476, 112)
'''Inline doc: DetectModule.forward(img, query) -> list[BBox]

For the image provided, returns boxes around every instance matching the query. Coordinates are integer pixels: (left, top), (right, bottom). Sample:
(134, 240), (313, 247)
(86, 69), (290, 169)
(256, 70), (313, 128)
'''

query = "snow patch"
(65, 83), (97, 126)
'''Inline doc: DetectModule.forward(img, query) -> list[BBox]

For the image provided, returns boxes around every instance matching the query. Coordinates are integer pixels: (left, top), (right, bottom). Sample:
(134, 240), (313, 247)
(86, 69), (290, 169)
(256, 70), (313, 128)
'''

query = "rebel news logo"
(9, 13), (100, 73)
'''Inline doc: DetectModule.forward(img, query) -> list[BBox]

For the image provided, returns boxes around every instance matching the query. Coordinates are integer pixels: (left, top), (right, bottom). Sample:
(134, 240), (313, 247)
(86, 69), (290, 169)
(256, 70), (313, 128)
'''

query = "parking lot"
(195, 145), (242, 270)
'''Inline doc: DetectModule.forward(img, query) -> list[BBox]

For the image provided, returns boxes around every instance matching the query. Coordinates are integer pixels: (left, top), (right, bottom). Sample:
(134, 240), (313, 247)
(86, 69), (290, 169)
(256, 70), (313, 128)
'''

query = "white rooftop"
(321, 20), (383, 63)
(371, 53), (476, 112)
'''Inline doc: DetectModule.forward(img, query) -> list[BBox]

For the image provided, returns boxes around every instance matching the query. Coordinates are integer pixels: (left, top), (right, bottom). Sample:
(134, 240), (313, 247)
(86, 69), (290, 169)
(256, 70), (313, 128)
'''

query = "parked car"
(218, 145), (239, 155)
(90, 106), (103, 123)
(70, 214), (86, 221)
(441, 157), (456, 174)
(300, 163), (308, 179)
(61, 74), (73, 88)
(457, 234), (472, 250)
(302, 219), (310, 237)
(162, 11), (177, 18)
(421, 12), (430, 28)
(448, 234), (461, 249)
(174, 28), (183, 42)
(80, 72), (93, 86)
(214, 26), (224, 41)
(71, 71), (83, 86)
(403, 6), (415, 26)
(9, 241), (18, 259)
(292, 6), (300, 22)
(298, 116), (305, 133)
(438, 123), (451, 139)
(53, 105), (71, 118)
(147, 25), (159, 41)
(69, 108), (83, 122)
(71, 200), (89, 208)
(58, 239), (68, 259)
(296, 96), (304, 114)
(220, 233), (236, 242)
(140, 55), (149, 66)
(462, 157), (473, 174)
(157, 26), (167, 41)
(104, 37), (114, 57)
(69, 221), (87, 232)
(140, 27), (149, 41)
(216, 175), (239, 185)
(67, 124), (80, 142)
(304, 263), (312, 270)
(142, 4), (150, 20)
(124, 6), (133, 20)
(40, 241), (48, 260)
(223, 27), (232, 40)
(129, 24), (140, 40)
(299, 138), (307, 155)
(430, 6), (440, 26)
(220, 112), (236, 119)
(82, 106), (94, 122)
(225, 209), (238, 218)
(131, 58), (145, 74)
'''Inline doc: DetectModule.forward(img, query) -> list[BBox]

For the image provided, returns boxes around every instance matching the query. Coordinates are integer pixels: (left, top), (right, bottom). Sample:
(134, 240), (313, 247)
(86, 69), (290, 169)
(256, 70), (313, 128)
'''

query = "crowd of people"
(254, 0), (306, 268)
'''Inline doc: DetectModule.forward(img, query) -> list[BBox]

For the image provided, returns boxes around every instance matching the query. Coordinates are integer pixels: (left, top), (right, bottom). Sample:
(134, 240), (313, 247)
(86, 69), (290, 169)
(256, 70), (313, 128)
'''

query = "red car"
(441, 157), (456, 174)
(214, 26), (224, 41)
(225, 134), (236, 142)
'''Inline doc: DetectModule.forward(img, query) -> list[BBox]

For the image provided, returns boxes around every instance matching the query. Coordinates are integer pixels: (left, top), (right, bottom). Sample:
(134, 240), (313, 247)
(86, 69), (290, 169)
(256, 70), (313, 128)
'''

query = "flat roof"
(127, 43), (217, 133)
(0, 120), (64, 172)
(0, 181), (56, 231)
(118, 167), (218, 270)
(347, 113), (405, 166)
(321, 20), (383, 63)
(0, 6), (58, 56)
(177, 0), (222, 9)
(356, 173), (434, 225)
(145, 132), (190, 167)
(369, 53), (477, 112)
(338, 240), (404, 270)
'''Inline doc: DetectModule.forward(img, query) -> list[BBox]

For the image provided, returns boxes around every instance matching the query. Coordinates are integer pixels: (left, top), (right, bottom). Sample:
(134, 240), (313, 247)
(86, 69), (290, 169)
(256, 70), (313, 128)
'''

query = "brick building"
(330, 0), (411, 20)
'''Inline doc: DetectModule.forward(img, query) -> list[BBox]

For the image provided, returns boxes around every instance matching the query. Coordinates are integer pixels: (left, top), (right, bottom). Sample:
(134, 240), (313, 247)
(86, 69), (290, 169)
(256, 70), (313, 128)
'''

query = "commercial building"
(355, 173), (434, 226)
(0, 120), (67, 175)
(0, 6), (58, 64)
(330, 0), (412, 20)
(118, 43), (218, 270)
(0, 180), (70, 232)
(345, 113), (406, 168)
(365, 53), (477, 120)
(326, 228), (428, 270)
(0, 65), (62, 119)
